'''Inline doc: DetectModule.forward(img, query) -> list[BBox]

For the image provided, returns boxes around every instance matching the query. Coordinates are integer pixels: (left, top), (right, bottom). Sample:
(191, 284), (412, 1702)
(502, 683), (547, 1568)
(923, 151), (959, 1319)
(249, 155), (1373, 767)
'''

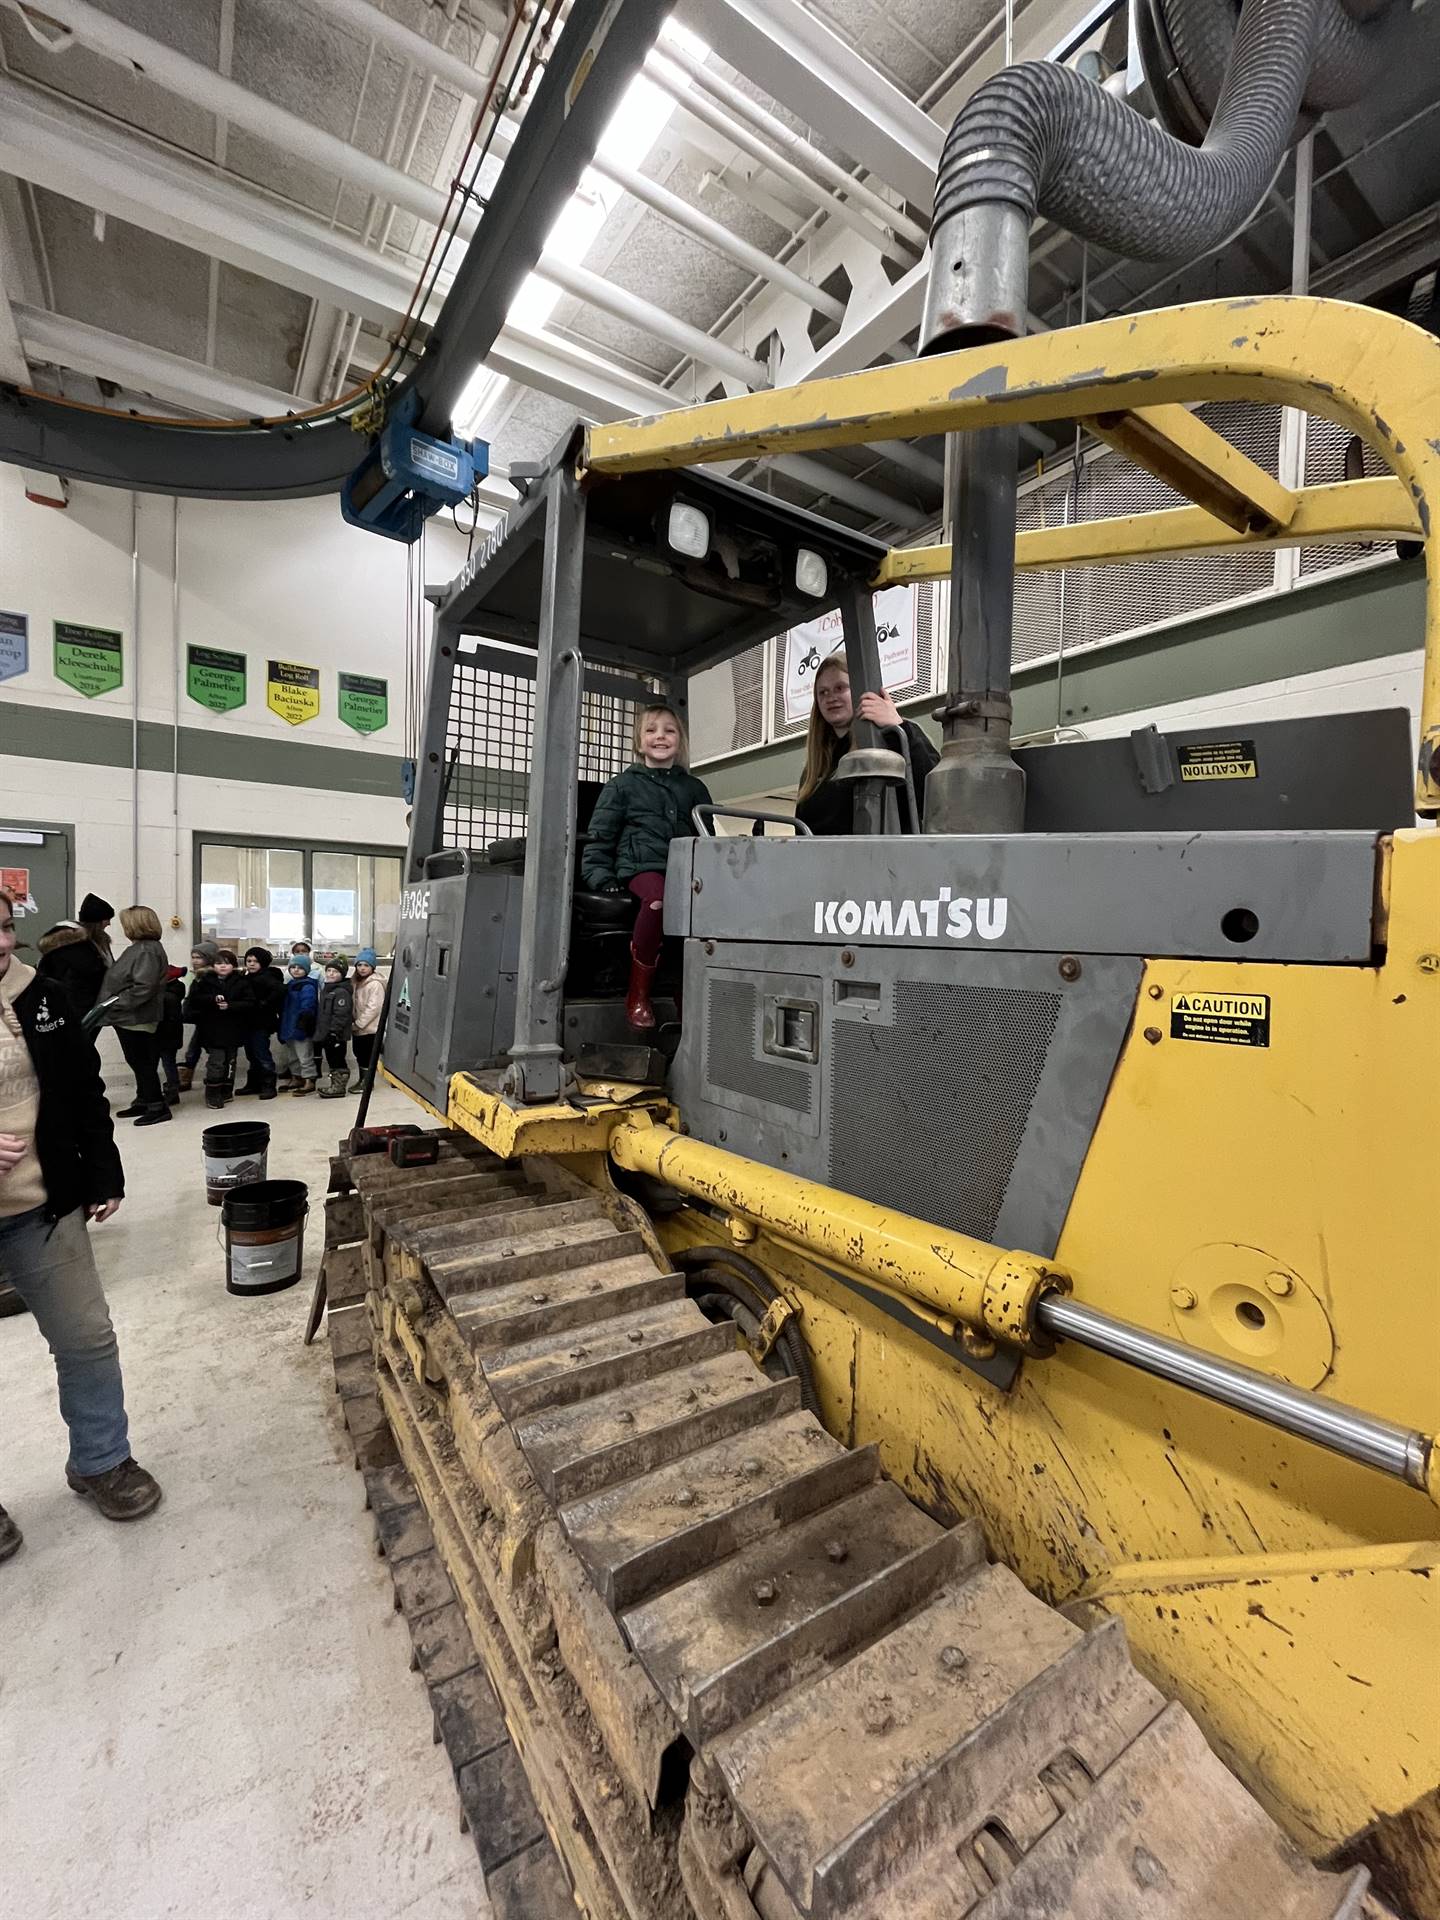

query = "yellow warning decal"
(1170, 991), (1270, 1048)
(1176, 739), (1257, 781)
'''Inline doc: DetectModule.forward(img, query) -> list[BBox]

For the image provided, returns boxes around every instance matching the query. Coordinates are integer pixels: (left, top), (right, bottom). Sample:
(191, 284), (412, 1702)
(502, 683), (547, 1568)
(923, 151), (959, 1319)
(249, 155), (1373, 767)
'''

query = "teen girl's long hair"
(796, 652), (849, 802)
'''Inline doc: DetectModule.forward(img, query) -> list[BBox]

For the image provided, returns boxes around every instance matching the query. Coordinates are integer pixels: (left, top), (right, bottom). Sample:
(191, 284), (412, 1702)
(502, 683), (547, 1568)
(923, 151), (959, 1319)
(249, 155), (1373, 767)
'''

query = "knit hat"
(325, 956), (350, 977)
(355, 948), (377, 967)
(290, 939), (312, 953)
(245, 945), (273, 969)
(287, 956), (313, 975)
(191, 941), (220, 965)
(214, 949), (239, 967)
(79, 893), (114, 922)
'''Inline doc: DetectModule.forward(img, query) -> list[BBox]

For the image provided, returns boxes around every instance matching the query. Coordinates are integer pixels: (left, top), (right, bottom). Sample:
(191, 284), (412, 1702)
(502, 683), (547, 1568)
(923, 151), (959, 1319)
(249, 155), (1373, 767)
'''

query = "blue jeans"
(0, 1206), (131, 1476)
(243, 1029), (276, 1077)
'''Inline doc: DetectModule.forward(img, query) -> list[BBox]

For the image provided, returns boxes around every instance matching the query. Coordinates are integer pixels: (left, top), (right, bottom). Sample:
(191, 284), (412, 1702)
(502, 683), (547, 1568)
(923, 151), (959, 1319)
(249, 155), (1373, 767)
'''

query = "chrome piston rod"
(1037, 1296), (1433, 1493)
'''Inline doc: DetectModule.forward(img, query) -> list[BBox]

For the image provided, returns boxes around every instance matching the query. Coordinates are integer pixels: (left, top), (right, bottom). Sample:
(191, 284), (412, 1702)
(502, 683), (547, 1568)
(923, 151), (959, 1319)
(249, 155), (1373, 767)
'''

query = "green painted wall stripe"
(0, 697), (406, 797)
(702, 561), (1424, 802)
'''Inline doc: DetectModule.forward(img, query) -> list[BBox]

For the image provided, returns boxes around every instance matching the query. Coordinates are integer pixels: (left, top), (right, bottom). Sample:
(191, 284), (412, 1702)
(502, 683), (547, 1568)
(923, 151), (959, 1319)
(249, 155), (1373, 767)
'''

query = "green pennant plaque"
(55, 621), (123, 698)
(186, 643), (247, 714)
(337, 670), (389, 735)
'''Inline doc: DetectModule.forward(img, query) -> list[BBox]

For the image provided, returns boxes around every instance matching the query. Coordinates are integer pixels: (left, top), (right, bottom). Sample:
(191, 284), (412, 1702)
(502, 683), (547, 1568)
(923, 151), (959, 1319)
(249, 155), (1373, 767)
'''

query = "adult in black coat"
(36, 921), (109, 1015)
(236, 946), (285, 1100)
(182, 950), (254, 1108)
(0, 886), (161, 1558)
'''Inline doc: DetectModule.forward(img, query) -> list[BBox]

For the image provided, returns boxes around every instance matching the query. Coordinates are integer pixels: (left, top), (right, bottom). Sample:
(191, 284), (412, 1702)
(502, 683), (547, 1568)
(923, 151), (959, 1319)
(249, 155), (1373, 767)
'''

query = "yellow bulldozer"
(325, 2), (1439, 1911)
(332, 285), (1440, 1920)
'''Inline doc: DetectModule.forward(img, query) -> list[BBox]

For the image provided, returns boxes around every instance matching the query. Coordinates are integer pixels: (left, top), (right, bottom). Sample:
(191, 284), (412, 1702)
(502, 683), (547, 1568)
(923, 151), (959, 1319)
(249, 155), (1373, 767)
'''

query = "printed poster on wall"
(780, 584), (919, 726)
(337, 670), (388, 734)
(266, 658), (320, 727)
(55, 621), (123, 698)
(187, 643), (247, 713)
(0, 610), (28, 682)
(0, 865), (34, 914)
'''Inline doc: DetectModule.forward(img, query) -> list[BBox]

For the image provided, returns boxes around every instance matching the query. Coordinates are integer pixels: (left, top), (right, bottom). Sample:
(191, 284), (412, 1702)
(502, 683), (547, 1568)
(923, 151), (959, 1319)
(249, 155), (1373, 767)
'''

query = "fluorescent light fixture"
(795, 548), (828, 598)
(455, 19), (710, 443)
(667, 501), (711, 558)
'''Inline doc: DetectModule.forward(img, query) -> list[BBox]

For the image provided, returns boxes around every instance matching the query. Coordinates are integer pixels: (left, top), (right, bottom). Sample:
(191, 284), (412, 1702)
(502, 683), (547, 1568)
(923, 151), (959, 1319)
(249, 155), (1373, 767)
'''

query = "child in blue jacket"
(277, 956), (320, 1096)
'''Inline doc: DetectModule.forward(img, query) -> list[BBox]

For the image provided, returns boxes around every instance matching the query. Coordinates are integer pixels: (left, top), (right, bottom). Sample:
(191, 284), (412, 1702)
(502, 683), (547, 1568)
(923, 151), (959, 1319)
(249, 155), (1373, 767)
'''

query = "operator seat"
(475, 780), (666, 1000)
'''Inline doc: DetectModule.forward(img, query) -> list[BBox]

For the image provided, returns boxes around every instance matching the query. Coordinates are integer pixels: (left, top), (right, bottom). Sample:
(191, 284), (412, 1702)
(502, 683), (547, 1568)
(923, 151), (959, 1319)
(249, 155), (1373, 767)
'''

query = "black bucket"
(221, 1179), (309, 1297)
(202, 1120), (270, 1207)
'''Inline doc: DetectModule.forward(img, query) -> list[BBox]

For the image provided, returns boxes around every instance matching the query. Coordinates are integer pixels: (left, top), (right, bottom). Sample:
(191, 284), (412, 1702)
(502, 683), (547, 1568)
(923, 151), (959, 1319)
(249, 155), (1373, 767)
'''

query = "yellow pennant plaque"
(267, 658), (320, 726)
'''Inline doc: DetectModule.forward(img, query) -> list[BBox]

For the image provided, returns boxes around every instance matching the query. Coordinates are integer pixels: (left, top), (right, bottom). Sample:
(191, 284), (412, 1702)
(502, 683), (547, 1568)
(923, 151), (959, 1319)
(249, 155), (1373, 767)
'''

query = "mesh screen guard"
(441, 650), (646, 851)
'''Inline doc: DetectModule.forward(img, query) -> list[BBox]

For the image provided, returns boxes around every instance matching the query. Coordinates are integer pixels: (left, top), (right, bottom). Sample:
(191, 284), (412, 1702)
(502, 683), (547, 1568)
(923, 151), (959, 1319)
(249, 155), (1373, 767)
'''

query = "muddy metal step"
(354, 1137), (1372, 1920)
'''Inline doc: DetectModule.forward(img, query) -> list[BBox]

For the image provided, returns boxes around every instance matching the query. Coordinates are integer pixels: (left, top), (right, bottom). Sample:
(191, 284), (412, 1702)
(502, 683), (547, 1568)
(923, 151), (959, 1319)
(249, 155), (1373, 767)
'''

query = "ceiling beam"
(297, 0), (505, 98)
(672, 0), (942, 208)
(0, 76), (875, 422)
(0, 0), (463, 233)
(14, 304), (301, 418)
(0, 77), (423, 327)
(0, 197), (32, 386)
(1309, 201), (1440, 304)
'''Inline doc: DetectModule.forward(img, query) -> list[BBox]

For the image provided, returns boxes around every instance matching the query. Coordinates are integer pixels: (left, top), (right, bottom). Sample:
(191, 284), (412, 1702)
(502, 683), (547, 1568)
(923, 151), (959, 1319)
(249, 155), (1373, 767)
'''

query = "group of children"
(175, 940), (384, 1108)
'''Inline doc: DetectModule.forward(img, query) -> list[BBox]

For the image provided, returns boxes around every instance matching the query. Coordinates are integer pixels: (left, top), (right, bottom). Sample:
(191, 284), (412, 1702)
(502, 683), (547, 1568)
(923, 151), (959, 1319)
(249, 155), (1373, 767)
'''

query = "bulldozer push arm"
(606, 1120), (1436, 1502)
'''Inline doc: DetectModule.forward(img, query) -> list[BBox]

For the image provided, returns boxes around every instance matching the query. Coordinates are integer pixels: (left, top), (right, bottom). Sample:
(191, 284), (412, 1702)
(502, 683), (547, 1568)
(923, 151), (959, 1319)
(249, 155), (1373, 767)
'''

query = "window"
(196, 839), (404, 961)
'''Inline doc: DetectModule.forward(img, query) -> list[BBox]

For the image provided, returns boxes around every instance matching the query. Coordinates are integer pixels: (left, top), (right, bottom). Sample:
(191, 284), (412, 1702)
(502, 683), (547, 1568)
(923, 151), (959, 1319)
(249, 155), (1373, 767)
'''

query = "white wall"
(0, 465), (472, 931)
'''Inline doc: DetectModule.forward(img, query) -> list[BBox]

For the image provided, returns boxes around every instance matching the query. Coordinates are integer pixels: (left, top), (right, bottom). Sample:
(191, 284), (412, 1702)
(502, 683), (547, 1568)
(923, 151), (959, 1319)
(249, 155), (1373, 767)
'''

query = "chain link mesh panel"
(442, 646), (643, 850)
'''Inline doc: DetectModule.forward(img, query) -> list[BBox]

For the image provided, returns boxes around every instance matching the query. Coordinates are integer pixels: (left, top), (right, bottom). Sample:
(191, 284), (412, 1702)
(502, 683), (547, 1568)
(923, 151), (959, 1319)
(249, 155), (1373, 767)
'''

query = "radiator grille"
(705, 979), (813, 1114)
(828, 981), (1061, 1239)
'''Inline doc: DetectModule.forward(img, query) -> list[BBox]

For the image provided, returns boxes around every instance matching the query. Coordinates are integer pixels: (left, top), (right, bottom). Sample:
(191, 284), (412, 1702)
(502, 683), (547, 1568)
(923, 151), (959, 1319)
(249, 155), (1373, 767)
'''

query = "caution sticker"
(1170, 991), (1270, 1048)
(1176, 739), (1257, 782)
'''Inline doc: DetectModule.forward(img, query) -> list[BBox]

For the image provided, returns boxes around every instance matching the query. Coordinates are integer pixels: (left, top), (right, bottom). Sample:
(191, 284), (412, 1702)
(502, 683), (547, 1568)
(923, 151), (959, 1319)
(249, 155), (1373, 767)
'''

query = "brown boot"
(177, 1065), (193, 1091)
(625, 948), (658, 1031)
(66, 1457), (162, 1522)
(292, 1079), (313, 1097)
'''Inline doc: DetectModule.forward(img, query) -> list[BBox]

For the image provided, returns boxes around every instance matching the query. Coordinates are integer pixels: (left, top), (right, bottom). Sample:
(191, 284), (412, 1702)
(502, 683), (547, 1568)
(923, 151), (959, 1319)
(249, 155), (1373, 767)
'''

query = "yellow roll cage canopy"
(582, 295), (1439, 815)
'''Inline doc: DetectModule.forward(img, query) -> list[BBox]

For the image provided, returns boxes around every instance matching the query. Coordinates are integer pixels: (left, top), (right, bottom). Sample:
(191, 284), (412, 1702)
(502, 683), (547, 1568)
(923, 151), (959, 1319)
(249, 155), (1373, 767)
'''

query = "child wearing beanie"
(276, 955), (320, 1094)
(349, 948), (384, 1091)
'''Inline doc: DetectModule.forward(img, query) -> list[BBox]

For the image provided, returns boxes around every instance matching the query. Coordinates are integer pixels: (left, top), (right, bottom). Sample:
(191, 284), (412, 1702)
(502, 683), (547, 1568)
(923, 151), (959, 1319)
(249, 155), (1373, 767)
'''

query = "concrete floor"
(0, 1081), (487, 1919)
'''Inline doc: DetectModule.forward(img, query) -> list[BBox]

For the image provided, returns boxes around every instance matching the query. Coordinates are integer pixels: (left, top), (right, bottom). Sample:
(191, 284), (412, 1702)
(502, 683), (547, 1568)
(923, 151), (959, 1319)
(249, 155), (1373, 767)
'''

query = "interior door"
(0, 822), (72, 959)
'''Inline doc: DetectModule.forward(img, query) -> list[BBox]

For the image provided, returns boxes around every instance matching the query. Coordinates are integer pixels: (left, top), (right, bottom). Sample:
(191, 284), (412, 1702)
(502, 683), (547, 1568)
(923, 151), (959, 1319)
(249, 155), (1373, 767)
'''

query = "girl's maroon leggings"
(628, 871), (666, 965)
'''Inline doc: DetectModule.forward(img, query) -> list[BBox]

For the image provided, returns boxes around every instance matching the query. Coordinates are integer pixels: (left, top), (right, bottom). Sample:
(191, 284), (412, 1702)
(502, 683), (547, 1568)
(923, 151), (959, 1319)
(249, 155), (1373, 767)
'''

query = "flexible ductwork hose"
(919, 0), (1406, 352)
(1163, 0), (1405, 123)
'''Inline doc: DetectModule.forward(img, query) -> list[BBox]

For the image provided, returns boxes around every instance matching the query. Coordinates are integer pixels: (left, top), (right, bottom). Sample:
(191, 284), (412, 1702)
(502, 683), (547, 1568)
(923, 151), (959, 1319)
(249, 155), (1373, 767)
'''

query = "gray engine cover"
(673, 940), (1142, 1258)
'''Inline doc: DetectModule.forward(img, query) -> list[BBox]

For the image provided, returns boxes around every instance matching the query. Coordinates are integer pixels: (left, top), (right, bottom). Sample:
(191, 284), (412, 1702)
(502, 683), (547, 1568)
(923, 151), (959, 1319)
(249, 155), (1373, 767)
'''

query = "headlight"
(667, 501), (711, 559)
(795, 547), (828, 597)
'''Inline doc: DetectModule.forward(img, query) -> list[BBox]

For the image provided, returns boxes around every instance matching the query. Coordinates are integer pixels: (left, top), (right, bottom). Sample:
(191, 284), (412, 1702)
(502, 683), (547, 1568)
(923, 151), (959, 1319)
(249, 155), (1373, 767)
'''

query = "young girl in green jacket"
(582, 705), (711, 1031)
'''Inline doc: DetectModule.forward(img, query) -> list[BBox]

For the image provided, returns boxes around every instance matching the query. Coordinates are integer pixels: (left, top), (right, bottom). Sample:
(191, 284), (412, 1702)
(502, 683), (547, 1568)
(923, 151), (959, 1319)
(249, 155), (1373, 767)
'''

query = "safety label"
(1176, 739), (1258, 782)
(1170, 991), (1270, 1047)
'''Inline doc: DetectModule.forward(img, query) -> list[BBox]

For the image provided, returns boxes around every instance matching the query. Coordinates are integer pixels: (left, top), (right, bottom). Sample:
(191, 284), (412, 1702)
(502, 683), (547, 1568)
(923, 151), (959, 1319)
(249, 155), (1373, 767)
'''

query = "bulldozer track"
(333, 1130), (1377, 1920)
